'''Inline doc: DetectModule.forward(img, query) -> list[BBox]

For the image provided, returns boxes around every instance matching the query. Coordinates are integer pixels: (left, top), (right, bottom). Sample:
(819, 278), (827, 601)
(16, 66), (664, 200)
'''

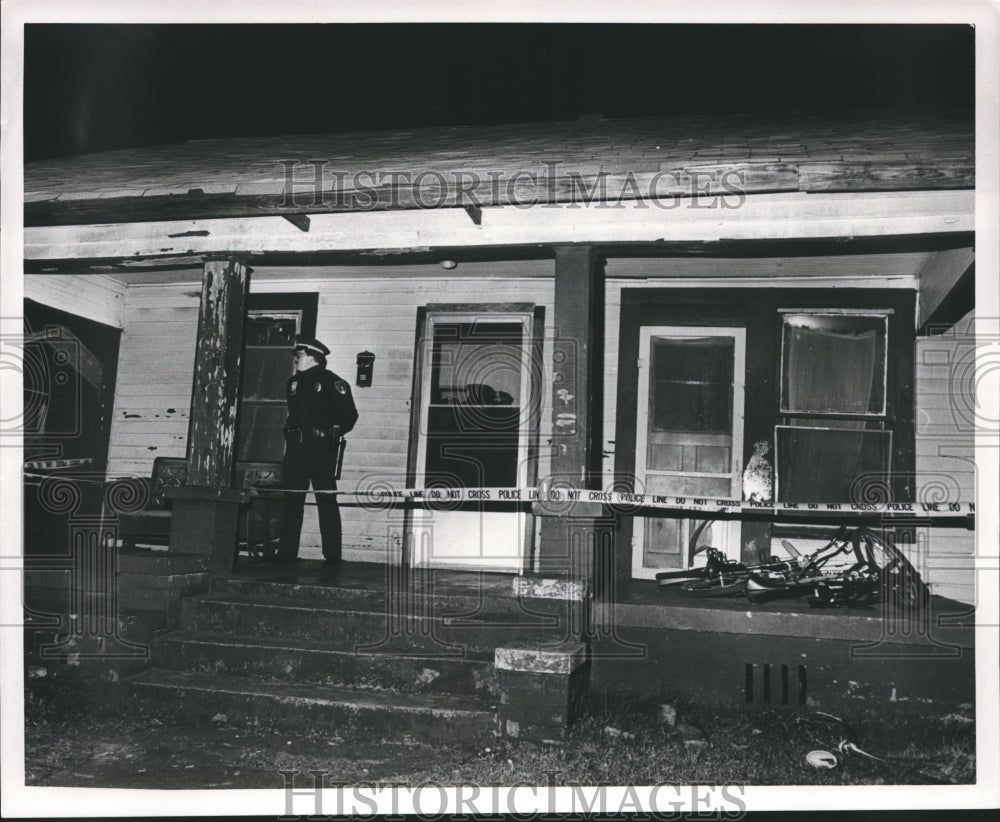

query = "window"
(650, 336), (735, 434)
(423, 320), (525, 488)
(235, 294), (318, 462)
(775, 310), (892, 502)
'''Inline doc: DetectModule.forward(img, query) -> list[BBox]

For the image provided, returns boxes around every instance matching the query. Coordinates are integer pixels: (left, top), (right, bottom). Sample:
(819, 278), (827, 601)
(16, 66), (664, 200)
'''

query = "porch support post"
(536, 246), (605, 578)
(168, 258), (250, 569)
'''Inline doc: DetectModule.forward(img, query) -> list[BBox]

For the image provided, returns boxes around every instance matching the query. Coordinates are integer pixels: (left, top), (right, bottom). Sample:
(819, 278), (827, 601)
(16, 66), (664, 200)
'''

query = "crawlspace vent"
(744, 663), (807, 706)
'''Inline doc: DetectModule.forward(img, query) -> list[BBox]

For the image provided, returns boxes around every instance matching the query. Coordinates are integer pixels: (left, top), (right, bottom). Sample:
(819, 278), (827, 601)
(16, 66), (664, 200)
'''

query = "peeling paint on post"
(188, 259), (248, 488)
(167, 258), (249, 569)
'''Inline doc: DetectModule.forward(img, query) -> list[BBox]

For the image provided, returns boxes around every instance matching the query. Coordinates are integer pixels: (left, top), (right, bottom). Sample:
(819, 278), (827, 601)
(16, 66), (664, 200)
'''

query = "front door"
(412, 313), (534, 570)
(633, 326), (746, 578)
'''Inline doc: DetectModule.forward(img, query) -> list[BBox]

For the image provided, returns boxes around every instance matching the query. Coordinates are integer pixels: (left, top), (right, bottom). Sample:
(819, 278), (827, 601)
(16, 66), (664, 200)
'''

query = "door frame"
(405, 303), (545, 572)
(631, 325), (746, 578)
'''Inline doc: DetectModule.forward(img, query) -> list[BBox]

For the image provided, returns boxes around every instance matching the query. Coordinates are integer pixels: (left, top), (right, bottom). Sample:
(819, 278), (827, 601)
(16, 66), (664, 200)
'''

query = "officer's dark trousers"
(278, 436), (341, 563)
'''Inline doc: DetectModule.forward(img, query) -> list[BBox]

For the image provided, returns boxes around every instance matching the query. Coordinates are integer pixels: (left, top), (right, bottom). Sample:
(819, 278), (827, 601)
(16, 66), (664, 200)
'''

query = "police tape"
(22, 472), (975, 521)
(285, 486), (975, 520)
(23, 457), (94, 471)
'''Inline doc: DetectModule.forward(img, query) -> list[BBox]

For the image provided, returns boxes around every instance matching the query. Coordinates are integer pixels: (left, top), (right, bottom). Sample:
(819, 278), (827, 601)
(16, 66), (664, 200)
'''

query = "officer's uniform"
(277, 338), (358, 565)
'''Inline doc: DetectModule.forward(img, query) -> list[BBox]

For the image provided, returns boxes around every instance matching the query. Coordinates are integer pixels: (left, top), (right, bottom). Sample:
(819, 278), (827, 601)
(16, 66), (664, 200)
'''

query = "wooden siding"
(23, 274), (125, 328)
(101, 262), (975, 602)
(107, 265), (556, 562)
(914, 310), (976, 604)
(107, 285), (200, 476)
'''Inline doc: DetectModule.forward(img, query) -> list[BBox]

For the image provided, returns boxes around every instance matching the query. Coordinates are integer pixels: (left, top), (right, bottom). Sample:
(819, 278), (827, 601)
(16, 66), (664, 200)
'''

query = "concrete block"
(495, 642), (590, 743)
(513, 576), (589, 601)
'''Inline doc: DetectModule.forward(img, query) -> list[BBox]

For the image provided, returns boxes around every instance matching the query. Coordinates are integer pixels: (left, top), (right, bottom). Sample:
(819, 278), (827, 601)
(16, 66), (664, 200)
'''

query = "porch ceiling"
(25, 109), (973, 228)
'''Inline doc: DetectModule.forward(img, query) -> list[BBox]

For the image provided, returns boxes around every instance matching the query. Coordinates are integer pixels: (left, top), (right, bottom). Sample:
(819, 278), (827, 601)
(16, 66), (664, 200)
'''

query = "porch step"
(118, 549), (209, 575)
(154, 630), (497, 696)
(126, 668), (496, 746)
(213, 573), (571, 620)
(179, 594), (573, 652)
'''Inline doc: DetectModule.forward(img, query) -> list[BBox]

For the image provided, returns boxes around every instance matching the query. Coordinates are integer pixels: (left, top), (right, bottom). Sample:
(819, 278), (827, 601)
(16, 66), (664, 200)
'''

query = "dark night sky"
(23, 23), (975, 162)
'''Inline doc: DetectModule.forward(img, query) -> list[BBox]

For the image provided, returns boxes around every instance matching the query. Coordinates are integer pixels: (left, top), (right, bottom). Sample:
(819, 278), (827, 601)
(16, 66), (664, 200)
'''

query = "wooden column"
(168, 259), (250, 568)
(536, 246), (604, 575)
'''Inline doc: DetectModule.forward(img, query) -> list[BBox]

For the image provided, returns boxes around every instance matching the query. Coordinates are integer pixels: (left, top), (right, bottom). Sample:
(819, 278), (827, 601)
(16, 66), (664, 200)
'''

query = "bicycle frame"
(655, 524), (927, 610)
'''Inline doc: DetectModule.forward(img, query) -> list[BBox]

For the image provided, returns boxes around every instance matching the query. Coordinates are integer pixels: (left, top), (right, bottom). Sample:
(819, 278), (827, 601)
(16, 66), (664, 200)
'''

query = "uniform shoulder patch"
(335, 380), (348, 395)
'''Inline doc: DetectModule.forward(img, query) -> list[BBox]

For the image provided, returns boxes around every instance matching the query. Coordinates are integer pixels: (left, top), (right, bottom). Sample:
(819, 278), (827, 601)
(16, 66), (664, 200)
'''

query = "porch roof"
(24, 108), (973, 227)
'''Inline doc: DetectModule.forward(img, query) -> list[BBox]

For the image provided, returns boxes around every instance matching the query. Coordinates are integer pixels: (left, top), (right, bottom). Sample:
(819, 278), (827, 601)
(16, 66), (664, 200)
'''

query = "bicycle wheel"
(852, 528), (930, 611)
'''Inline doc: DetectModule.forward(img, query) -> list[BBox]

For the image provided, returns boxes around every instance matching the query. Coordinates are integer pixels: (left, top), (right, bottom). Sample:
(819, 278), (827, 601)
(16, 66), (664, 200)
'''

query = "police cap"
(294, 336), (330, 357)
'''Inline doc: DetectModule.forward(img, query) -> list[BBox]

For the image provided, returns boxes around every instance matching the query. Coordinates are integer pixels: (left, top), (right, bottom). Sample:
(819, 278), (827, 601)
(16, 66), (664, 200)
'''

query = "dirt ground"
(23, 680), (482, 789)
(21, 670), (976, 790)
(25, 720), (467, 789)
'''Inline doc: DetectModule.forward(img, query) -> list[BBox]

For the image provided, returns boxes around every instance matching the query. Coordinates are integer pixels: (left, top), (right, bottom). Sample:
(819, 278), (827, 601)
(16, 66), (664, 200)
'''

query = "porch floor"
(229, 559), (975, 649)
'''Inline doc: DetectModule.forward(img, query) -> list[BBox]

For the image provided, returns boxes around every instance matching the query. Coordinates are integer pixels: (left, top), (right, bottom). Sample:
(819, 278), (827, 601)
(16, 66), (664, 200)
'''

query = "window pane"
(237, 312), (300, 461)
(430, 322), (523, 406)
(423, 320), (525, 487)
(781, 314), (886, 415)
(242, 349), (294, 401)
(425, 406), (520, 487)
(776, 426), (891, 502)
(650, 337), (733, 432)
(237, 404), (288, 462)
(245, 315), (297, 346)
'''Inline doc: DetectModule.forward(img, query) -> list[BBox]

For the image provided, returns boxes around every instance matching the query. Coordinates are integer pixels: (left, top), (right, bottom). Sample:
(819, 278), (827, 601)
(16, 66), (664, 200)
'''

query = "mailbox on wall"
(356, 351), (376, 387)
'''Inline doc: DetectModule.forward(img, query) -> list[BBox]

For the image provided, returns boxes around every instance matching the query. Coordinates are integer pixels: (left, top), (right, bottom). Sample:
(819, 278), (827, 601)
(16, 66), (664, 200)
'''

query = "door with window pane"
(633, 326), (745, 578)
(413, 314), (533, 570)
(236, 311), (302, 462)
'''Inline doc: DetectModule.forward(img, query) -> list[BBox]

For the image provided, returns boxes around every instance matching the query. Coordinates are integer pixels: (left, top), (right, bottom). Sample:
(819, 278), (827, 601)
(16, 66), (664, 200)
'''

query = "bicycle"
(655, 524), (929, 610)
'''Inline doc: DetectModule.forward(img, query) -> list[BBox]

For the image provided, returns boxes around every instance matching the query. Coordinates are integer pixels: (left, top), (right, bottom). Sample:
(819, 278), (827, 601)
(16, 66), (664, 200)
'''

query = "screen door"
(633, 326), (746, 577)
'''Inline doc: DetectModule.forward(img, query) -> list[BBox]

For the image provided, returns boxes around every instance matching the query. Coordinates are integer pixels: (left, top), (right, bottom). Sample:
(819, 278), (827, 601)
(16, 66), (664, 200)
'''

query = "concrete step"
(179, 594), (575, 652)
(118, 549), (209, 575)
(154, 630), (497, 696)
(126, 668), (496, 746)
(214, 574), (574, 621)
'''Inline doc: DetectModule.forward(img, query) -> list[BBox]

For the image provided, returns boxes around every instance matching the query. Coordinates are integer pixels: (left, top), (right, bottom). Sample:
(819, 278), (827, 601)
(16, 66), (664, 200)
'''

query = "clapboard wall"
(30, 264), (975, 601)
(914, 309), (976, 604)
(106, 263), (557, 562)
(23, 274), (125, 329)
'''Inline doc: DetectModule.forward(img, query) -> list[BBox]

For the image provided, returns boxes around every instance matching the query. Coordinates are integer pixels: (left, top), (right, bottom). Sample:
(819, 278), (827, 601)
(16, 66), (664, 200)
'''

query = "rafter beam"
(24, 190), (974, 263)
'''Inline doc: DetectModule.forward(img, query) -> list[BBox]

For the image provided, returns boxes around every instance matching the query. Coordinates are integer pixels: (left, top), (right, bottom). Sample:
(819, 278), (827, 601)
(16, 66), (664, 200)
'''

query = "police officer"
(276, 337), (358, 568)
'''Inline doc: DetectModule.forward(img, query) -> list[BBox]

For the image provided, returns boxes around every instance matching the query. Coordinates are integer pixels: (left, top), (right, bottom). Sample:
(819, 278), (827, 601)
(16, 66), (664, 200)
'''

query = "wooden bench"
(110, 457), (283, 568)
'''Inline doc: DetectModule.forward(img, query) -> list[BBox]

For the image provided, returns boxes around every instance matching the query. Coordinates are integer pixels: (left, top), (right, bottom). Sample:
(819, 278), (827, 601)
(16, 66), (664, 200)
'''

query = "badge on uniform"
(335, 380), (348, 395)
(314, 381), (322, 393)
(289, 381), (298, 395)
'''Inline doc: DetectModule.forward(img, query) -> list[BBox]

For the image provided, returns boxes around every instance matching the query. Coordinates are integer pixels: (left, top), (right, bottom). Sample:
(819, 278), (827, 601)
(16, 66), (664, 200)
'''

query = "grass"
(419, 688), (975, 787)
(23, 670), (975, 788)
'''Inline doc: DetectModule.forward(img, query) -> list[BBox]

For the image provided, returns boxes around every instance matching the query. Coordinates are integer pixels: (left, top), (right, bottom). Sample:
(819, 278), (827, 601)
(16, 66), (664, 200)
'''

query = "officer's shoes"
(321, 559), (341, 571)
